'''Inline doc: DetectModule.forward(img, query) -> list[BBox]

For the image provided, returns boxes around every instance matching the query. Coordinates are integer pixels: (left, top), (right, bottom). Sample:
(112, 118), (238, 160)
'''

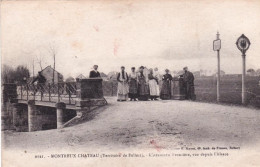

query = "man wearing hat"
(89, 65), (101, 78)
(183, 67), (195, 100)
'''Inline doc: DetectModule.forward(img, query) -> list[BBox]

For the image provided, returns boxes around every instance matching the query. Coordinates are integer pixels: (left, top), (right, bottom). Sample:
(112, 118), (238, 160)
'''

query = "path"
(3, 97), (260, 152)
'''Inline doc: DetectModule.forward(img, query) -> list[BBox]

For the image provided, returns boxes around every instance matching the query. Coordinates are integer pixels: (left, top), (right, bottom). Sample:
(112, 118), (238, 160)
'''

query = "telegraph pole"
(213, 32), (221, 102)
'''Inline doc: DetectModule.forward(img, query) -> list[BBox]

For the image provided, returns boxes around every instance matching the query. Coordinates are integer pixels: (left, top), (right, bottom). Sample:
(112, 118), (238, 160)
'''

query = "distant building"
(213, 70), (225, 77)
(76, 74), (87, 80)
(40, 66), (63, 84)
(100, 72), (108, 81)
(107, 71), (118, 80)
(200, 69), (215, 76)
(193, 71), (201, 78)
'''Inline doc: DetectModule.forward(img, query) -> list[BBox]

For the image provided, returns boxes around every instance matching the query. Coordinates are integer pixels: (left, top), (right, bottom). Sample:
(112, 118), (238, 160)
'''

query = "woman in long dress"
(138, 66), (150, 101)
(154, 67), (162, 91)
(117, 66), (129, 101)
(160, 69), (173, 100)
(128, 67), (138, 101)
(148, 69), (160, 100)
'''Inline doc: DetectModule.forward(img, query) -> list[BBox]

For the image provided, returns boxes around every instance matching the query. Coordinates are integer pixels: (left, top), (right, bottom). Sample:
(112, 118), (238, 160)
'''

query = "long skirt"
(160, 80), (171, 100)
(117, 82), (129, 101)
(129, 79), (138, 99)
(138, 79), (149, 101)
(148, 79), (160, 98)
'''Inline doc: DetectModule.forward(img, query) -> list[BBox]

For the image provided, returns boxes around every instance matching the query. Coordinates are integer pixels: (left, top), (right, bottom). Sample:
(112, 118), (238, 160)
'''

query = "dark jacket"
(32, 74), (46, 84)
(117, 72), (129, 82)
(183, 71), (194, 85)
(89, 70), (101, 78)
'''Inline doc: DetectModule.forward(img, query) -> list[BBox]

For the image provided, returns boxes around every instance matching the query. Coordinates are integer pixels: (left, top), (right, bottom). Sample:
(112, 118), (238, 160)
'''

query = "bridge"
(2, 78), (107, 132)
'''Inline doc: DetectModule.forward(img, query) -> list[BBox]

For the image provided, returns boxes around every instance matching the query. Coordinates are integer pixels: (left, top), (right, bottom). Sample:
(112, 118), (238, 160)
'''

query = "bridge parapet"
(75, 78), (107, 109)
(2, 79), (107, 132)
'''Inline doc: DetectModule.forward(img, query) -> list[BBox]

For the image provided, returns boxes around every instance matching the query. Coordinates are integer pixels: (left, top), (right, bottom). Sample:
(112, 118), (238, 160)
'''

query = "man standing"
(183, 67), (195, 100)
(31, 71), (46, 93)
(31, 71), (46, 85)
(89, 65), (101, 78)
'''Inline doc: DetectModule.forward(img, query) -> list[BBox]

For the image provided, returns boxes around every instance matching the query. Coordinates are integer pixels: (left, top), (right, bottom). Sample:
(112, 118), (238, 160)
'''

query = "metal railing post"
(48, 83), (51, 102)
(68, 83), (71, 104)
(33, 85), (36, 100)
(26, 84), (29, 100)
(58, 83), (60, 102)
(40, 84), (43, 101)
(20, 85), (23, 99)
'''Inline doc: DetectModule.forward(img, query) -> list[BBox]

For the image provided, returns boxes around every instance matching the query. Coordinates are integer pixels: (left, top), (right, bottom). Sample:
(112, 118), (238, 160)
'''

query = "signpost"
(213, 32), (221, 102)
(236, 34), (251, 105)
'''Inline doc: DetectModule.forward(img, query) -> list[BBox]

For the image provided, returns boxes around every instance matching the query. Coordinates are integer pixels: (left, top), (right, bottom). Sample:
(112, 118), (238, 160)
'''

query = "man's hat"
(121, 66), (125, 68)
(131, 67), (135, 69)
(183, 66), (188, 70)
(139, 66), (144, 69)
(165, 69), (169, 72)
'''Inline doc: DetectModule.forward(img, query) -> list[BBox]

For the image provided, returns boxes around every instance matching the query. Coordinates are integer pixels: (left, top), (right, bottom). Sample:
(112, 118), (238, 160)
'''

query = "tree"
(65, 76), (75, 82)
(48, 43), (58, 84)
(255, 69), (260, 76)
(1, 65), (30, 84)
(247, 68), (255, 76)
(14, 65), (30, 84)
(247, 68), (255, 73)
(1, 64), (15, 83)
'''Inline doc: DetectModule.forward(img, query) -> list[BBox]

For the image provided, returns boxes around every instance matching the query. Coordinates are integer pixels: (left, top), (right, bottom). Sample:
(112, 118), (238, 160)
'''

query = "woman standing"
(160, 69), (173, 100)
(128, 67), (138, 101)
(138, 66), (150, 101)
(117, 66), (129, 101)
(148, 69), (160, 100)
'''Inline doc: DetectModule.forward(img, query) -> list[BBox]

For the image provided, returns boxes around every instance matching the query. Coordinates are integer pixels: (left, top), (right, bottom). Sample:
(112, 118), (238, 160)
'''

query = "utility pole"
(213, 32), (221, 102)
(236, 34), (251, 105)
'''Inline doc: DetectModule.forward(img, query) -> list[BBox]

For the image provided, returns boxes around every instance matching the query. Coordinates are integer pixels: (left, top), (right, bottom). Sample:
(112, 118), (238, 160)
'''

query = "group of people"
(32, 64), (195, 101)
(115, 66), (195, 102)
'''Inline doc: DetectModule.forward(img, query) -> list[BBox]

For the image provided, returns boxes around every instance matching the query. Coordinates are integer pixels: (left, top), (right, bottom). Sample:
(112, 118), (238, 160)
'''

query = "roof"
(76, 74), (86, 79)
(40, 65), (62, 76)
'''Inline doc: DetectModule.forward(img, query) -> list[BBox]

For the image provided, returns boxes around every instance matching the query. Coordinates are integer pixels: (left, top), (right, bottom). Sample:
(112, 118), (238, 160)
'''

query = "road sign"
(213, 39), (221, 51)
(236, 34), (251, 105)
(236, 34), (251, 55)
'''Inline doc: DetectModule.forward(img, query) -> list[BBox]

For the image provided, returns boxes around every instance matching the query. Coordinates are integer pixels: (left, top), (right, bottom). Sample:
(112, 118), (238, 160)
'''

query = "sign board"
(236, 34), (251, 54)
(213, 39), (221, 51)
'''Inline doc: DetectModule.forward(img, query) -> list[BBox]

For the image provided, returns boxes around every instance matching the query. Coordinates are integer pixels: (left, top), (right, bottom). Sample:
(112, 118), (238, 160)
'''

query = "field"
(102, 76), (260, 108)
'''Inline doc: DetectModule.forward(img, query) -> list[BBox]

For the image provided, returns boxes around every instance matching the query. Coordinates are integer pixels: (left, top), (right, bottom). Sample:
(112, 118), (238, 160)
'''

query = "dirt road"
(3, 97), (260, 152)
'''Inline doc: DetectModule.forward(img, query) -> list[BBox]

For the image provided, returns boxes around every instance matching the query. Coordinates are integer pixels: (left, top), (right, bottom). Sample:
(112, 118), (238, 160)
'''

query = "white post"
(217, 50), (220, 102)
(242, 54), (246, 104)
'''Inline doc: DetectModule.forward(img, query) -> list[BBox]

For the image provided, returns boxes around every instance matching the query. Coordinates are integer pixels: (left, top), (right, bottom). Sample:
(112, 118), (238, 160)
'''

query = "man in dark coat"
(31, 71), (46, 93)
(183, 67), (196, 100)
(32, 71), (46, 84)
(89, 65), (101, 78)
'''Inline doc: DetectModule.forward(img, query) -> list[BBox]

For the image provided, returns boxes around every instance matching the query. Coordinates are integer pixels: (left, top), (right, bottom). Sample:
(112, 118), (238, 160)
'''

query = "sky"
(1, 0), (260, 78)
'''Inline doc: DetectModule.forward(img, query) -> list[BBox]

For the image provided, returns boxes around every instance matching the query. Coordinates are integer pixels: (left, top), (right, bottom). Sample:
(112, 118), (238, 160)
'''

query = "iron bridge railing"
(17, 82), (77, 105)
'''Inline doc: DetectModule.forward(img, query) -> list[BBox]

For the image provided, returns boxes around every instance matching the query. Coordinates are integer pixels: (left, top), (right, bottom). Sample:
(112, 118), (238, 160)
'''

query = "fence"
(17, 82), (77, 105)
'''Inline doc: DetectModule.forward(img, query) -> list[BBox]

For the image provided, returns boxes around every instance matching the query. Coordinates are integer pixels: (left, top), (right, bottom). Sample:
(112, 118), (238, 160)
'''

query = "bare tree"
(35, 49), (45, 71)
(48, 42), (58, 84)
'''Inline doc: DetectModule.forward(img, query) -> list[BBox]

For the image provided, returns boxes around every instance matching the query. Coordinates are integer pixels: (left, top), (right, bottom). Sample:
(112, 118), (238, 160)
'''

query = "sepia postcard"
(1, 0), (260, 166)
